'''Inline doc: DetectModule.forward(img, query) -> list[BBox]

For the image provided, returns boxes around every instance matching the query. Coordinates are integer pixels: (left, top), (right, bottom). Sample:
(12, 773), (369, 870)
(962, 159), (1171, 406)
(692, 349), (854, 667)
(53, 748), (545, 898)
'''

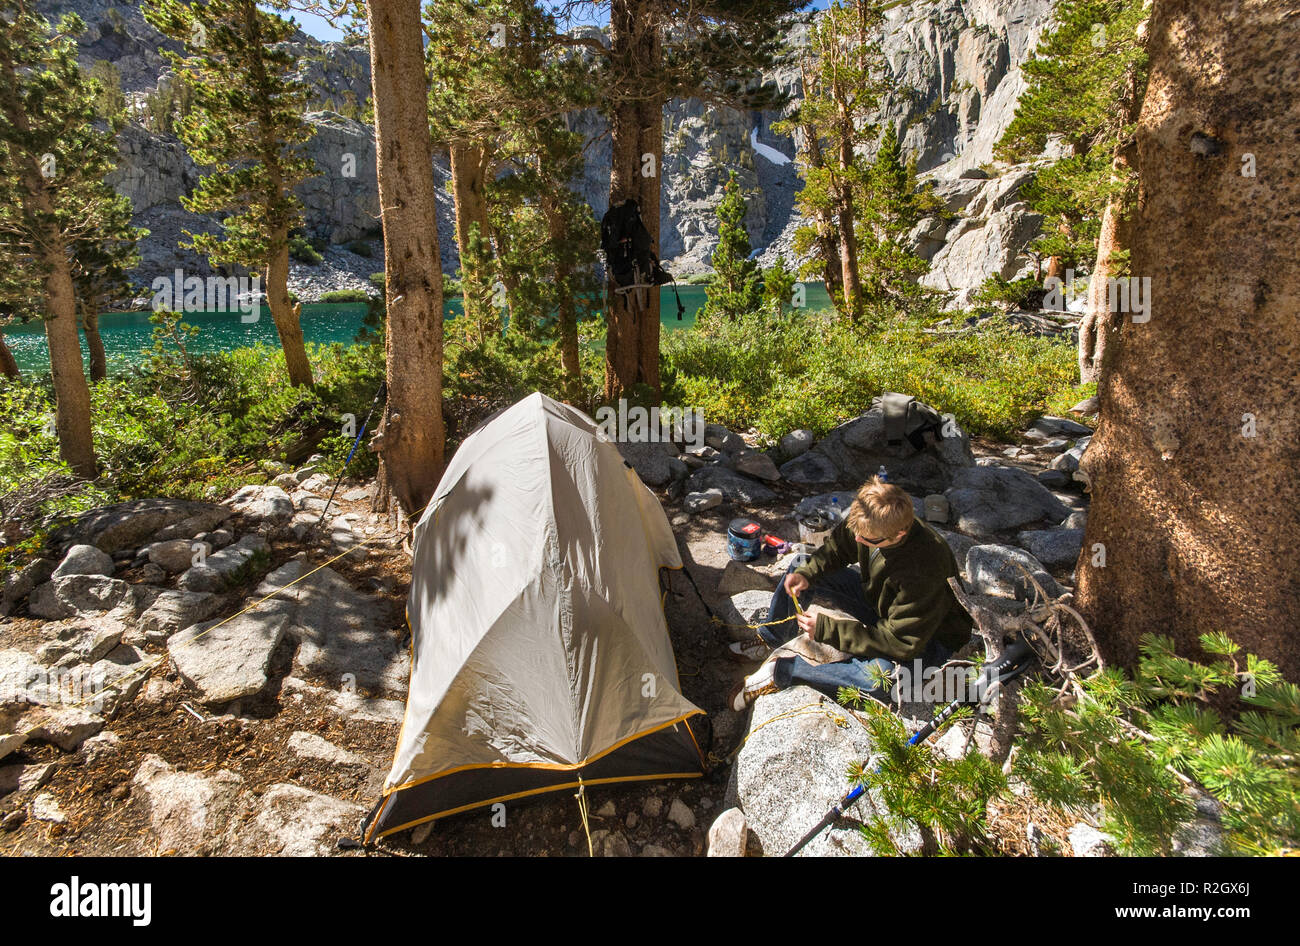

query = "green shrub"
(289, 234), (323, 265)
(318, 289), (370, 303)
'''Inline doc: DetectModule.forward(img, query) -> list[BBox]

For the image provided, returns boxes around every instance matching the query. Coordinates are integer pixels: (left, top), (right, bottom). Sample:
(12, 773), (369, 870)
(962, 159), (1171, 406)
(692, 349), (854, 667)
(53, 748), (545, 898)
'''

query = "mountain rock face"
(44, 0), (1058, 306)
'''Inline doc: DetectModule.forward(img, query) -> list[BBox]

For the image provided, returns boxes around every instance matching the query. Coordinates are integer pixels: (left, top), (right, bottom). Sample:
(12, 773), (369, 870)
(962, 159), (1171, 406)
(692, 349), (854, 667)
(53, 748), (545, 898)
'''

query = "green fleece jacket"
(794, 517), (973, 660)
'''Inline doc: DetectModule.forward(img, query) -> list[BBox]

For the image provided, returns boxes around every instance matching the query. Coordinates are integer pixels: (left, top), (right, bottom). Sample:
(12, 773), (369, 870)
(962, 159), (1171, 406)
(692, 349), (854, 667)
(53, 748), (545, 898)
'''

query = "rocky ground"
(4, 398), (1216, 858)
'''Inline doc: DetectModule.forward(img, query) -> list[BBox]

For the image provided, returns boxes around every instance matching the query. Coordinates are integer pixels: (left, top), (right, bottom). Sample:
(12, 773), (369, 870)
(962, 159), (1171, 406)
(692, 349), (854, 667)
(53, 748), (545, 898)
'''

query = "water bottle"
(877, 465), (889, 483)
(829, 496), (842, 521)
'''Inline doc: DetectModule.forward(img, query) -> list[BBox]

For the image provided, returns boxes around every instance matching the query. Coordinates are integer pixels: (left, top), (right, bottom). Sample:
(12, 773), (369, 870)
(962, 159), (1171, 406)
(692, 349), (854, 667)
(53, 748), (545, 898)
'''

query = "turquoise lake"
(5, 282), (832, 375)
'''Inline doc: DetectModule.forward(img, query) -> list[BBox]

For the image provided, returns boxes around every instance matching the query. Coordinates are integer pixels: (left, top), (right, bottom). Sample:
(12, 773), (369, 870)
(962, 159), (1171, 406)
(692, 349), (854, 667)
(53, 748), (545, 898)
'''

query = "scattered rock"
(735, 686), (921, 856)
(944, 466), (1071, 536)
(1068, 823), (1115, 857)
(224, 485), (294, 523)
(642, 797), (663, 819)
(144, 538), (211, 574)
(1, 558), (56, 616)
(704, 424), (745, 453)
(29, 575), (136, 620)
(1016, 529), (1084, 570)
(80, 731), (122, 764)
(287, 731), (367, 769)
(639, 843), (673, 857)
(236, 783), (362, 856)
(31, 792), (68, 823)
(966, 545), (1063, 600)
(0, 761), (56, 795)
(168, 606), (290, 705)
(47, 499), (231, 554)
(410, 822), (433, 844)
(589, 829), (633, 857)
(22, 706), (106, 751)
(706, 807), (749, 857)
(923, 494), (950, 523)
(716, 560), (773, 595)
(1, 809), (25, 831)
(139, 590), (223, 642)
(616, 441), (681, 488)
(684, 488), (724, 513)
(132, 754), (245, 856)
(733, 451), (781, 482)
(715, 590), (772, 639)
(342, 486), (373, 502)
(51, 544), (115, 580)
(685, 466), (777, 505)
(1028, 416), (1092, 438)
(667, 797), (696, 831)
(1036, 470), (1071, 488)
(779, 429), (815, 459)
(177, 534), (269, 592)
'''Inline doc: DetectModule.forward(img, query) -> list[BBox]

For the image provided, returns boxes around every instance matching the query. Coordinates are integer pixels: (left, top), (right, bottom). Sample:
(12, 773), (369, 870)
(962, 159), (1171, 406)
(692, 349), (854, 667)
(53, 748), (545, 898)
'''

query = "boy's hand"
(796, 605), (821, 638)
(784, 572), (809, 598)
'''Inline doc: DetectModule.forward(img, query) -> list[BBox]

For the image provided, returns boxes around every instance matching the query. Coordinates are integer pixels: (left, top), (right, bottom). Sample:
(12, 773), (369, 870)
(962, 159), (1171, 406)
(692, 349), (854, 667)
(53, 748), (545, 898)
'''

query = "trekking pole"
(316, 380), (387, 531)
(782, 639), (1035, 857)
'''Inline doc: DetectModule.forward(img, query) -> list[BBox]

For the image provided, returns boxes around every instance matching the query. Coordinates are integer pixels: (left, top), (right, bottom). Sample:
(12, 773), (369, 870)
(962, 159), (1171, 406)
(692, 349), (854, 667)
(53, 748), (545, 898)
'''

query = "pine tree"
(701, 171), (763, 322)
(0, 1), (118, 476)
(71, 189), (144, 382)
(995, 0), (1148, 381)
(773, 0), (892, 323)
(144, 0), (318, 388)
(856, 123), (933, 315)
(762, 253), (797, 319)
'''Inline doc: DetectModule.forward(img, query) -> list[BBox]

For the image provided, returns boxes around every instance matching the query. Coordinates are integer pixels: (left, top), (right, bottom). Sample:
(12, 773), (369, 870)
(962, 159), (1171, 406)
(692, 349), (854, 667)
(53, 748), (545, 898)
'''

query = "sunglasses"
(855, 532), (891, 545)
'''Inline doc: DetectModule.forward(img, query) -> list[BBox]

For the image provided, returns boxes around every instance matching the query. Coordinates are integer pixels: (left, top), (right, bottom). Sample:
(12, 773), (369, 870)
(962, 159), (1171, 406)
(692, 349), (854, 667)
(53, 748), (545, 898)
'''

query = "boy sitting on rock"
(728, 476), (973, 710)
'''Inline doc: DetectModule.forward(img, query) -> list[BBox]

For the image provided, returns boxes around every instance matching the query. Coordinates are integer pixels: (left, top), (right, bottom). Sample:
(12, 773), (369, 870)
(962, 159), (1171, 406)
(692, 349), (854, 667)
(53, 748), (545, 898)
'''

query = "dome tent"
(363, 393), (705, 841)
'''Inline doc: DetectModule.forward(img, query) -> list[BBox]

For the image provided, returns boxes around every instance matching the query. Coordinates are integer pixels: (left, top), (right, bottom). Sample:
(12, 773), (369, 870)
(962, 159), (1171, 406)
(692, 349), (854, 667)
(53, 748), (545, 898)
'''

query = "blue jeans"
(763, 557), (951, 703)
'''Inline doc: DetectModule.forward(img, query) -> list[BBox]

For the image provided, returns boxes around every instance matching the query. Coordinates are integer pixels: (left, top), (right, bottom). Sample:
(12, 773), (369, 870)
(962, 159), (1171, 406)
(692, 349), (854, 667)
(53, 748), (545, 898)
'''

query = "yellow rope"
(710, 589), (804, 633)
(708, 698), (849, 765)
(574, 775), (594, 857)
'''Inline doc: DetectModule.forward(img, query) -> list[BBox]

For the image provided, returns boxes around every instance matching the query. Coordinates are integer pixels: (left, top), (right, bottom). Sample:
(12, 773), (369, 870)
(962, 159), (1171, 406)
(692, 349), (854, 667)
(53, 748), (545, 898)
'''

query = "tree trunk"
(1075, 0), (1300, 680)
(1078, 197), (1121, 382)
(266, 234), (314, 387)
(450, 141), (496, 330)
(1, 57), (96, 477)
(836, 185), (862, 322)
(1080, 65), (1143, 384)
(43, 245), (97, 478)
(81, 299), (107, 383)
(604, 0), (662, 402)
(0, 328), (20, 380)
(544, 195), (581, 389)
(366, 0), (447, 521)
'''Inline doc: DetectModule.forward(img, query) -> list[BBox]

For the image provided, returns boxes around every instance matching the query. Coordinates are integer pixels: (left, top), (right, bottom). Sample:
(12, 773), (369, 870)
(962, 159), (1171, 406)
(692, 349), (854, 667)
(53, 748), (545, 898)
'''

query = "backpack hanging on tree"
(600, 198), (685, 318)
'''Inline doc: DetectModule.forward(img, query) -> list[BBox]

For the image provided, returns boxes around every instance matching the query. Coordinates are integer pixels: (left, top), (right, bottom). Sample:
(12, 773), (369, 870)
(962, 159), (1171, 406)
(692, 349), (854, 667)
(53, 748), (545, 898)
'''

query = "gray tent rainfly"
(364, 392), (705, 841)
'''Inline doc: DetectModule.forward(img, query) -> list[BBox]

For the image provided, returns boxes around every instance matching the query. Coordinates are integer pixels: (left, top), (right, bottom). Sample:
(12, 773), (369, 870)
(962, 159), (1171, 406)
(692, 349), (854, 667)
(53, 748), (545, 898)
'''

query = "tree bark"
(604, 0), (662, 402)
(42, 243), (97, 477)
(366, 0), (447, 522)
(0, 56), (96, 477)
(835, 115), (863, 322)
(1080, 64), (1143, 384)
(543, 194), (581, 388)
(1075, 0), (1300, 680)
(450, 141), (496, 331)
(0, 328), (20, 380)
(80, 294), (107, 383)
(266, 232), (314, 387)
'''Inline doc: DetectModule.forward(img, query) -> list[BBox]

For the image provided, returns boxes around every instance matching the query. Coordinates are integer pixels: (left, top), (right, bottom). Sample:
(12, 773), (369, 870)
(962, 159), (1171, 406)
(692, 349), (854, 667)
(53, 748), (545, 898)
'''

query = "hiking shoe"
(725, 639), (771, 663)
(728, 661), (779, 712)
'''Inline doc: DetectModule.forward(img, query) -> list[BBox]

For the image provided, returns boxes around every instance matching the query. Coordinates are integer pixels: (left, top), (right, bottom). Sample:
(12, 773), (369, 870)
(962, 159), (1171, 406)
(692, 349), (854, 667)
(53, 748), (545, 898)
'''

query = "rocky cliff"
(43, 0), (1060, 306)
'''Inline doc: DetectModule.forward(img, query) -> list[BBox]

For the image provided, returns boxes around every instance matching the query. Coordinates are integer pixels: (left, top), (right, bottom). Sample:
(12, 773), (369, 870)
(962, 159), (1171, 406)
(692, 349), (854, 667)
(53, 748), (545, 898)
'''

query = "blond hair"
(846, 476), (914, 539)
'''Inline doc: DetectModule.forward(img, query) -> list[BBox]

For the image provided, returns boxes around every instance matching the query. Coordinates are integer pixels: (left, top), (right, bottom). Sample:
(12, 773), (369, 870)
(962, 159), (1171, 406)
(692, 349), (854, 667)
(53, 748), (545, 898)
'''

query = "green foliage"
(996, 0), (1148, 271)
(318, 289), (369, 303)
(144, 0), (317, 271)
(839, 695), (1006, 855)
(138, 76), (196, 135)
(663, 304), (1079, 441)
(972, 274), (1046, 313)
(762, 254), (798, 319)
(289, 233), (323, 265)
(701, 172), (763, 321)
(856, 124), (936, 313)
(1016, 634), (1300, 856)
(87, 59), (126, 121)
